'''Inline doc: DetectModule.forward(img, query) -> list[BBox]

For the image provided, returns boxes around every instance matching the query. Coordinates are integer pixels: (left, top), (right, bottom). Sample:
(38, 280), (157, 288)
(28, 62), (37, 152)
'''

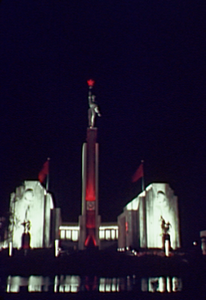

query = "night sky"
(1, 0), (205, 247)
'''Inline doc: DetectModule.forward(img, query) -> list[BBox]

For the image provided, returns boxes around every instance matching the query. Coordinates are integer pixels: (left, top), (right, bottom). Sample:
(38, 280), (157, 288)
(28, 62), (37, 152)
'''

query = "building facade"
(8, 181), (54, 249)
(118, 183), (181, 251)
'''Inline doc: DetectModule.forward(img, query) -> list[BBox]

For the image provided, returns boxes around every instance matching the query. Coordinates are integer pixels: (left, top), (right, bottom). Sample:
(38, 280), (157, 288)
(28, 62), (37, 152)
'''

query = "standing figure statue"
(160, 216), (171, 251)
(87, 79), (101, 128)
(160, 216), (171, 235)
(21, 219), (31, 255)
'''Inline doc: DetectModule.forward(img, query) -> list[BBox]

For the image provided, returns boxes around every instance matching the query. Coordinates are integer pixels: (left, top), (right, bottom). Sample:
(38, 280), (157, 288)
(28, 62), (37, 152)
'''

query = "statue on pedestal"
(87, 79), (101, 128)
(21, 219), (31, 255)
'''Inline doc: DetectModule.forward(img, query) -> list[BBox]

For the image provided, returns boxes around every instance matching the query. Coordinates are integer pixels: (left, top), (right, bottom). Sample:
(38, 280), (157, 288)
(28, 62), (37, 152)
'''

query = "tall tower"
(79, 80), (101, 249)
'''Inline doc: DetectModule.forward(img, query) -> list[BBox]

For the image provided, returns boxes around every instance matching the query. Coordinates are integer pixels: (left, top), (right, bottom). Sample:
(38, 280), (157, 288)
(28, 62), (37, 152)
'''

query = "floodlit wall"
(117, 213), (126, 249)
(99, 224), (118, 240)
(60, 225), (80, 242)
(8, 181), (54, 249)
(145, 183), (180, 249)
(60, 223), (118, 251)
(118, 183), (181, 250)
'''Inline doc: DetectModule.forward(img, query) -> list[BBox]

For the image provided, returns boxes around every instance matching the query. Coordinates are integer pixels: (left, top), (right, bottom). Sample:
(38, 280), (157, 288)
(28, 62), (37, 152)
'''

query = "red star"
(87, 79), (95, 87)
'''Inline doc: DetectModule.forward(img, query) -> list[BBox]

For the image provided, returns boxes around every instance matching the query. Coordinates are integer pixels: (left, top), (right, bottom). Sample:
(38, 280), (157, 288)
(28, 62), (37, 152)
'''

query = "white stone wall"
(145, 183), (180, 249)
(119, 183), (181, 250)
(9, 181), (54, 248)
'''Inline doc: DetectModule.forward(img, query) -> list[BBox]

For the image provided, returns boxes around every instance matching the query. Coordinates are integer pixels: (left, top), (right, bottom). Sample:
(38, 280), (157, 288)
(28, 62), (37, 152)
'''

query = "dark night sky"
(0, 0), (205, 247)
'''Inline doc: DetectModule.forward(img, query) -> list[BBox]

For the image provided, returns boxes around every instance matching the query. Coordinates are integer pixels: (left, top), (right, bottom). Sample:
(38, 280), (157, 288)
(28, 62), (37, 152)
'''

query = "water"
(2, 274), (183, 293)
(0, 249), (205, 299)
(0, 274), (185, 299)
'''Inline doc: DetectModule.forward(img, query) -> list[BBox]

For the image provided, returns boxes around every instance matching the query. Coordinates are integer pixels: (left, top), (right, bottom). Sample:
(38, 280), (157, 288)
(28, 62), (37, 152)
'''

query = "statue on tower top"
(87, 79), (101, 128)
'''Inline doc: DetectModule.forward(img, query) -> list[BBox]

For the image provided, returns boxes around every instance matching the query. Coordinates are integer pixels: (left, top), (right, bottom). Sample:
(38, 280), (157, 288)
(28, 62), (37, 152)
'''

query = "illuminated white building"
(8, 181), (54, 249)
(118, 183), (181, 251)
(8, 180), (180, 252)
(4, 82), (183, 254)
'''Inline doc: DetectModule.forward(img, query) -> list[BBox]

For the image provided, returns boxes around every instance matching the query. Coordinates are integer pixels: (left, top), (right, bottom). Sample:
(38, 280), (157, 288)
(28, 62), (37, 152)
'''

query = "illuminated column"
(9, 241), (12, 257)
(79, 80), (101, 250)
(79, 128), (100, 249)
(165, 240), (170, 256)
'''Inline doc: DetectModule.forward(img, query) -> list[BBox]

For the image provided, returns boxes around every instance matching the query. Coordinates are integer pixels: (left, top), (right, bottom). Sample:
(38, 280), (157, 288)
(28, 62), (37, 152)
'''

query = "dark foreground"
(0, 248), (206, 299)
(0, 248), (195, 276)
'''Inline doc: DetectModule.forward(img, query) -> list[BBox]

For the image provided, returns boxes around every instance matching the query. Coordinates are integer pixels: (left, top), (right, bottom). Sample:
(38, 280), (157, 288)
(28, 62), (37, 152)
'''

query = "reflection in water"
(141, 277), (182, 293)
(4, 275), (182, 293)
(99, 278), (120, 292)
(54, 275), (80, 293)
(6, 275), (52, 293)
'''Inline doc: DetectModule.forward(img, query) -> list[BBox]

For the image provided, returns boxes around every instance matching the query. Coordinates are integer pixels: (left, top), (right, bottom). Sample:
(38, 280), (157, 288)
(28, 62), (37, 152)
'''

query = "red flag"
(38, 160), (49, 183)
(132, 163), (144, 183)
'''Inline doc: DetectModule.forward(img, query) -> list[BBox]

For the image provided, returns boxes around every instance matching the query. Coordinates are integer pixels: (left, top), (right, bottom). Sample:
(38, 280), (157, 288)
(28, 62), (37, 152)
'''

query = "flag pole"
(46, 157), (50, 191)
(141, 160), (145, 192)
